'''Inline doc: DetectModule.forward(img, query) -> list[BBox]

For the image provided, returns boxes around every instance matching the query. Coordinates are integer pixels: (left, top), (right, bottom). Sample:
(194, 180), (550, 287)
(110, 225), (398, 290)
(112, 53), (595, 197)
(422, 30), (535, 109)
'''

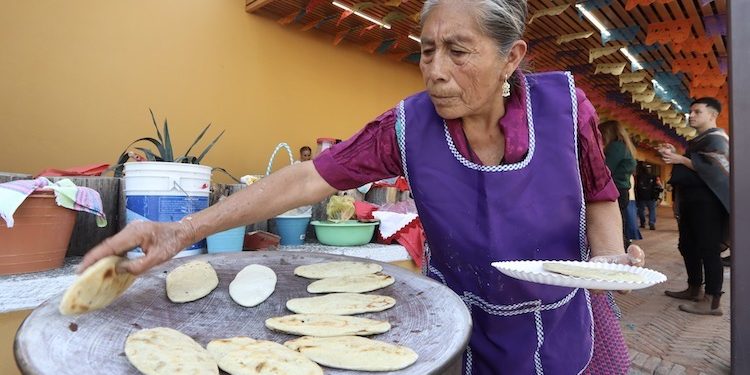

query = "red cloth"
(353, 201), (378, 221)
(377, 217), (426, 268)
(313, 77), (618, 203)
(35, 163), (109, 177)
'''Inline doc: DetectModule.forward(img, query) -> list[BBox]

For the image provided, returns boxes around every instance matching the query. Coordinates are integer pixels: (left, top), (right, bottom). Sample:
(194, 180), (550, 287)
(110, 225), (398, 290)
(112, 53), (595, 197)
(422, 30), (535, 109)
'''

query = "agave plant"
(112, 109), (225, 177)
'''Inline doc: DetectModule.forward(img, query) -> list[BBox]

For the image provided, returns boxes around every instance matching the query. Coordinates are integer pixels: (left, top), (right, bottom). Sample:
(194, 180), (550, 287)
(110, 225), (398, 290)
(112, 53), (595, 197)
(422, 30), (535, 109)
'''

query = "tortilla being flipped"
(294, 261), (382, 279)
(286, 293), (396, 315)
(543, 262), (646, 283)
(59, 256), (135, 315)
(166, 260), (219, 303)
(265, 314), (391, 337)
(125, 327), (218, 375)
(285, 336), (418, 371)
(307, 273), (395, 293)
(208, 337), (322, 375)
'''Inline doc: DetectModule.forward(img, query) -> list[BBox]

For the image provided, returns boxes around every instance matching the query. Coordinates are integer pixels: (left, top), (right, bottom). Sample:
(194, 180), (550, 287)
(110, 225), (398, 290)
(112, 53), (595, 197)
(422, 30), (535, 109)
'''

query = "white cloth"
(372, 211), (418, 239)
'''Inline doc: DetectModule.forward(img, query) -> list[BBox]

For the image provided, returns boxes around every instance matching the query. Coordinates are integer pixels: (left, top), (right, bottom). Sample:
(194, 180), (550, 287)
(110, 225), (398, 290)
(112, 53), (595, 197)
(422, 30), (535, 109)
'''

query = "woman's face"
(419, 2), (524, 120)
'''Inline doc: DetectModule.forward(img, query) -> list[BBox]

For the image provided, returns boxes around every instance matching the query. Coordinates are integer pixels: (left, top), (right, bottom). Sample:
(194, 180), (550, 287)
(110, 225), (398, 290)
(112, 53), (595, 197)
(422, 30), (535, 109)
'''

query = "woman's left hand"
(589, 244), (645, 294)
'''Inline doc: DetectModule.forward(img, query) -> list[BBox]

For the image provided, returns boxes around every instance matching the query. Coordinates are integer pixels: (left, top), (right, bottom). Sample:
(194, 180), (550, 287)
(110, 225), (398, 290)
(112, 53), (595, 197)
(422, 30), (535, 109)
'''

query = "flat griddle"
(15, 251), (471, 374)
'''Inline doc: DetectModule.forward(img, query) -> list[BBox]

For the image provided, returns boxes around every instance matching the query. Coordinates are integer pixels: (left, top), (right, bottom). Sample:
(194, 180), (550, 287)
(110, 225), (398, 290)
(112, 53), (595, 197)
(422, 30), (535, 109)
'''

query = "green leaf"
(117, 137), (166, 160)
(135, 147), (162, 161)
(148, 108), (164, 144)
(212, 167), (242, 184)
(162, 118), (174, 161)
(174, 156), (198, 164)
(183, 123), (211, 158)
(196, 130), (225, 163)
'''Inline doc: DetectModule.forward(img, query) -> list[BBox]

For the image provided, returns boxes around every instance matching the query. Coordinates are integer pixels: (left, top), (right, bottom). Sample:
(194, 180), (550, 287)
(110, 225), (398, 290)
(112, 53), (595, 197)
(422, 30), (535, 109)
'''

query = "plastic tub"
(274, 215), (311, 245)
(311, 220), (378, 246)
(206, 226), (246, 253)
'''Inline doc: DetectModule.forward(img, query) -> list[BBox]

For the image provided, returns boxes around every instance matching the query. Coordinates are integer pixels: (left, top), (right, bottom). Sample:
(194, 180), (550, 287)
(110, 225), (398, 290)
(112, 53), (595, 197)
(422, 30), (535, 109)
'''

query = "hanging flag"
(633, 60), (664, 71)
(383, 11), (408, 25)
(410, 11), (421, 23)
(621, 82), (650, 94)
(589, 45), (621, 63)
(628, 44), (661, 54)
(691, 71), (725, 88)
(595, 62), (628, 75)
(654, 72), (684, 88)
(359, 24), (378, 36)
(576, 0), (615, 19)
(376, 39), (397, 54)
(337, 2), (376, 26)
(528, 4), (569, 24)
(632, 90), (656, 103)
(333, 29), (350, 46)
(625, 0), (675, 11)
(619, 71), (649, 85)
(690, 85), (720, 98)
(703, 14), (727, 37)
(301, 17), (323, 31)
(641, 100), (671, 112)
(278, 9), (305, 25)
(602, 25), (639, 45)
(385, 0), (402, 6)
(671, 37), (714, 54)
(672, 58), (709, 75)
(405, 52), (421, 63)
(363, 40), (381, 54)
(646, 19), (692, 45)
(657, 109), (680, 120)
(557, 31), (593, 45)
(388, 51), (411, 62)
(306, 0), (327, 13)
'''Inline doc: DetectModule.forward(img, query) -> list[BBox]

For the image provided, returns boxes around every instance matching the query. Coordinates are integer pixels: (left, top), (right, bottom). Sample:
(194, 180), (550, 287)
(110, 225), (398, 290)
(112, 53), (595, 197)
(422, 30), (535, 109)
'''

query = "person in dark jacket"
(635, 164), (663, 230)
(600, 120), (637, 249)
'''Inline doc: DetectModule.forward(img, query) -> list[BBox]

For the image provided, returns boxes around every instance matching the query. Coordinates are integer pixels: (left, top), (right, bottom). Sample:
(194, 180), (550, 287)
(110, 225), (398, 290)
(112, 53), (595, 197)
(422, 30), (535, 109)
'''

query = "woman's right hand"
(77, 220), (196, 276)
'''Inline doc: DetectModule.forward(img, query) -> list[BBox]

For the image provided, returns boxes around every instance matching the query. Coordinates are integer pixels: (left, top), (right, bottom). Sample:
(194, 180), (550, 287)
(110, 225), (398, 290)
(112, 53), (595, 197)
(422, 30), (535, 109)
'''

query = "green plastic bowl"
(311, 220), (378, 246)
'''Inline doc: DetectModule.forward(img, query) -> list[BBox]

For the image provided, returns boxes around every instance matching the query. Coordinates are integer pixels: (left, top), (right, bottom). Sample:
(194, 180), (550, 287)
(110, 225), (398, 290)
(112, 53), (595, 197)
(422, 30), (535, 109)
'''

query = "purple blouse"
(313, 83), (618, 203)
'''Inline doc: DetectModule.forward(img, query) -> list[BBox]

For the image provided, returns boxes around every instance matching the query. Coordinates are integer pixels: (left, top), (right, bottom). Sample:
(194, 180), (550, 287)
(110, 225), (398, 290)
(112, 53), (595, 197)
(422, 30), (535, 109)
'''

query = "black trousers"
(617, 188), (630, 250)
(677, 186), (729, 296)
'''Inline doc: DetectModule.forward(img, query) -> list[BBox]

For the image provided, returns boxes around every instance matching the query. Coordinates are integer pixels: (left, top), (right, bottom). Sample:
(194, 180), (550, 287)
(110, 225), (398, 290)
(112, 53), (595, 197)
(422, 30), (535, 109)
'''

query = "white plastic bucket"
(123, 162), (211, 259)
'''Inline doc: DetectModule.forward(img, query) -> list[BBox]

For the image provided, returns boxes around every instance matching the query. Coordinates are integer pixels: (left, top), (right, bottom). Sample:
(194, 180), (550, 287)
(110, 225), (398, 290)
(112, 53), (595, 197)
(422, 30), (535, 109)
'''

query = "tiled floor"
(620, 207), (730, 375)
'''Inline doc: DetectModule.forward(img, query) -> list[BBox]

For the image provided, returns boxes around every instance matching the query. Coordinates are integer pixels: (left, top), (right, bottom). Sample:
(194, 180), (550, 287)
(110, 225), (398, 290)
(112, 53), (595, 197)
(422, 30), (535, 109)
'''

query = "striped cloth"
(583, 292), (631, 374)
(0, 177), (106, 228)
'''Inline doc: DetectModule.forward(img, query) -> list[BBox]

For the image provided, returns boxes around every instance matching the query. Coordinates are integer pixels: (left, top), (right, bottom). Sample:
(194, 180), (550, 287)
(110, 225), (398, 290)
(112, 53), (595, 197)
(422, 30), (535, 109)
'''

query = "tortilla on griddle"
(286, 293), (395, 315)
(306, 272), (394, 293)
(125, 327), (218, 375)
(208, 337), (322, 375)
(543, 262), (645, 283)
(59, 256), (135, 315)
(294, 261), (382, 279)
(284, 335), (418, 371)
(265, 314), (391, 337)
(166, 260), (219, 303)
(229, 264), (277, 307)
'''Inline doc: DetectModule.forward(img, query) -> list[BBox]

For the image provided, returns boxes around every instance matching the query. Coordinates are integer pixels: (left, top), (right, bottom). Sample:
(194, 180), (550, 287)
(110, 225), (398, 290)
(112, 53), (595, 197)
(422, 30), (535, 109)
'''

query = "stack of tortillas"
(59, 256), (136, 315)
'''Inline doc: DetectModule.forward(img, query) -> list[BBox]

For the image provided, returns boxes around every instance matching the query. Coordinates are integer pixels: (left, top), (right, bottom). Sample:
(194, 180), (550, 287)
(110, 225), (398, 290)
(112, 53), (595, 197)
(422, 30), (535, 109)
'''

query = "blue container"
(275, 216), (311, 246)
(206, 226), (246, 253)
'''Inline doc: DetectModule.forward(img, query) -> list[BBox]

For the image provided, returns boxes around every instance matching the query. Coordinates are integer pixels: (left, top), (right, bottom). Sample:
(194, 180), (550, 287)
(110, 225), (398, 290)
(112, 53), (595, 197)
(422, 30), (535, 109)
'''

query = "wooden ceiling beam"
(246, 0), (280, 13)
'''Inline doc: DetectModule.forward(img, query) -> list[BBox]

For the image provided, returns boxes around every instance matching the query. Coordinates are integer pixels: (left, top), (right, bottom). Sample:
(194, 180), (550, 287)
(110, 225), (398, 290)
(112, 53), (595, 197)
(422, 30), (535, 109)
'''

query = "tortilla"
(229, 264), (277, 307)
(294, 261), (382, 279)
(209, 337), (322, 375)
(285, 336), (418, 371)
(265, 314), (391, 337)
(543, 262), (646, 283)
(125, 327), (218, 375)
(166, 260), (219, 303)
(307, 272), (395, 293)
(59, 256), (135, 315)
(286, 293), (395, 315)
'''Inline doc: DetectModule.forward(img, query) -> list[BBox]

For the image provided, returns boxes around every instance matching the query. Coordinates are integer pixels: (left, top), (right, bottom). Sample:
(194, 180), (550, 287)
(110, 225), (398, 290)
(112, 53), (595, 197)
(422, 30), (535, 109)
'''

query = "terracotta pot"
(0, 191), (76, 275)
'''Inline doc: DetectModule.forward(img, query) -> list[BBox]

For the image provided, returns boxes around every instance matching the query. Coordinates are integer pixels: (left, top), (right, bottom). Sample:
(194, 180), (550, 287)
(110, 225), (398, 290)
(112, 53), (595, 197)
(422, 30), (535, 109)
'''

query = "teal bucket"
(275, 215), (311, 246)
(206, 226), (246, 253)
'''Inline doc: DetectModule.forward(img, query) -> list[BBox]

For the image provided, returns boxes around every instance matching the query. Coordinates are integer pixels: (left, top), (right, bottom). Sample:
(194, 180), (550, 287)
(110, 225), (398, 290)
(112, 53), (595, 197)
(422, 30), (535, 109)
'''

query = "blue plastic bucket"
(206, 226), (246, 253)
(123, 162), (211, 258)
(274, 215), (311, 246)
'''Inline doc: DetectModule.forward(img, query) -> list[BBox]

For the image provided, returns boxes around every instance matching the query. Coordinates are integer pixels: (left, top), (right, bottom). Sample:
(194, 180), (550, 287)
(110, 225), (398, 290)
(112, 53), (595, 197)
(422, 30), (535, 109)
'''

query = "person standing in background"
(299, 146), (312, 162)
(661, 97), (729, 316)
(599, 120), (637, 249)
(635, 163), (662, 230)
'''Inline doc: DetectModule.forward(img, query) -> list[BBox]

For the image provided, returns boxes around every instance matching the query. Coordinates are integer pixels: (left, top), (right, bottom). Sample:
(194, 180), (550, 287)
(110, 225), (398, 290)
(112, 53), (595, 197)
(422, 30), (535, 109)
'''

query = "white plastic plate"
(490, 260), (667, 291)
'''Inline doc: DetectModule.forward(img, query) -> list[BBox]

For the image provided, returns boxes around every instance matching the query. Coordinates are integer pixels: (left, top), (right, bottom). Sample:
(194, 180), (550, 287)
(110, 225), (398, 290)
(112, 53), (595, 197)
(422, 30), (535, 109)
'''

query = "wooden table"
(15, 251), (471, 374)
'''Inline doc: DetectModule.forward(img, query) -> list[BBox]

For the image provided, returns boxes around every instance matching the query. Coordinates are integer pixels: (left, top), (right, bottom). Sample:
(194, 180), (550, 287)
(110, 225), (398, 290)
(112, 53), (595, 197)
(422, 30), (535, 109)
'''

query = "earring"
(502, 75), (511, 98)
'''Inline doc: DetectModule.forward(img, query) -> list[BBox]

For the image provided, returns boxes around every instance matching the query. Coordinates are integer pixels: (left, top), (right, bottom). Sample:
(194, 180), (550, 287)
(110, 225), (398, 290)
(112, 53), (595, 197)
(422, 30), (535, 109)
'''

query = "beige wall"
(0, 0), (424, 181)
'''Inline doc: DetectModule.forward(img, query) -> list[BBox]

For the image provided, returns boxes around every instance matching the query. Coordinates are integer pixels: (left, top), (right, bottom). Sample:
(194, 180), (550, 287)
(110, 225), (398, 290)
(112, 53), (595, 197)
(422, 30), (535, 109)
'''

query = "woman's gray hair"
(420, 0), (528, 56)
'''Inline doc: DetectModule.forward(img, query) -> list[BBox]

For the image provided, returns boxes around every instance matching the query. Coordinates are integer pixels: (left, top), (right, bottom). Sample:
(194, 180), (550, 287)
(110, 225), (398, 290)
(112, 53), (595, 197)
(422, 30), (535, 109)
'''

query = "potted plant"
(115, 109), (226, 258)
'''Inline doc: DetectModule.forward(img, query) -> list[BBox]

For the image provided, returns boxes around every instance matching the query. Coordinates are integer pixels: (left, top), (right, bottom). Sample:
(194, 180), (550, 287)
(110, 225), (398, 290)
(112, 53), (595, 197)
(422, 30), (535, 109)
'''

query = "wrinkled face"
(419, 3), (510, 119)
(688, 103), (717, 130)
(300, 149), (312, 161)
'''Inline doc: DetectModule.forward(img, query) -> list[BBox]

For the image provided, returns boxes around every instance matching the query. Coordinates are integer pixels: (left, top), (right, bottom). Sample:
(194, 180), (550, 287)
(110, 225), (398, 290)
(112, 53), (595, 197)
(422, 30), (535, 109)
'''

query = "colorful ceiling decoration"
(246, 0), (729, 151)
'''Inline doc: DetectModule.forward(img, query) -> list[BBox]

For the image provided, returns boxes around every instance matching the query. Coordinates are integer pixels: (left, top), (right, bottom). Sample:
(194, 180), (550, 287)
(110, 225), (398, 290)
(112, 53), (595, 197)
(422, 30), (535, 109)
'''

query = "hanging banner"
(633, 60), (664, 71)
(376, 39), (397, 54)
(589, 45), (621, 62)
(620, 82), (650, 94)
(363, 40), (381, 54)
(359, 24), (378, 37)
(671, 37), (714, 54)
(646, 19), (692, 45)
(410, 11), (421, 23)
(595, 62), (628, 75)
(557, 31), (593, 45)
(405, 52), (421, 63)
(333, 29), (350, 46)
(625, 0), (675, 11)
(385, 0), (402, 6)
(337, 2), (376, 26)
(383, 11), (408, 25)
(628, 44), (661, 54)
(278, 9), (305, 25)
(576, 0), (615, 18)
(690, 85), (720, 98)
(632, 90), (656, 103)
(306, 0), (327, 13)
(703, 14), (727, 37)
(602, 25), (639, 45)
(619, 71), (649, 85)
(672, 58), (709, 75)
(529, 4), (569, 24)
(641, 100), (671, 112)
(654, 72), (684, 88)
(691, 72), (726, 88)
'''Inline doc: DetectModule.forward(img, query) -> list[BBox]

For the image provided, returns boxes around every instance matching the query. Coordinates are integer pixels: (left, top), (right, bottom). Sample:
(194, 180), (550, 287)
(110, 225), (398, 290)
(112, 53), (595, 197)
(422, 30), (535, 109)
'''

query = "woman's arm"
(586, 200), (645, 266)
(79, 161), (337, 275)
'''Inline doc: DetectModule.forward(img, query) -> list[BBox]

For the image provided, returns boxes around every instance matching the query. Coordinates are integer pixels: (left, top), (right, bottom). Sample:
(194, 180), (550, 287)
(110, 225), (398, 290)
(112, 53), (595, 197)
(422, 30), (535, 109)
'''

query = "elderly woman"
(81, 0), (644, 373)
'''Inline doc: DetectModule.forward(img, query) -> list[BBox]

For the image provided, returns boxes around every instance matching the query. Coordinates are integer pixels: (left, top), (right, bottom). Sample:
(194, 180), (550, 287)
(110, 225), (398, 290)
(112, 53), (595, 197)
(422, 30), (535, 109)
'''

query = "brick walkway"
(619, 207), (730, 375)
